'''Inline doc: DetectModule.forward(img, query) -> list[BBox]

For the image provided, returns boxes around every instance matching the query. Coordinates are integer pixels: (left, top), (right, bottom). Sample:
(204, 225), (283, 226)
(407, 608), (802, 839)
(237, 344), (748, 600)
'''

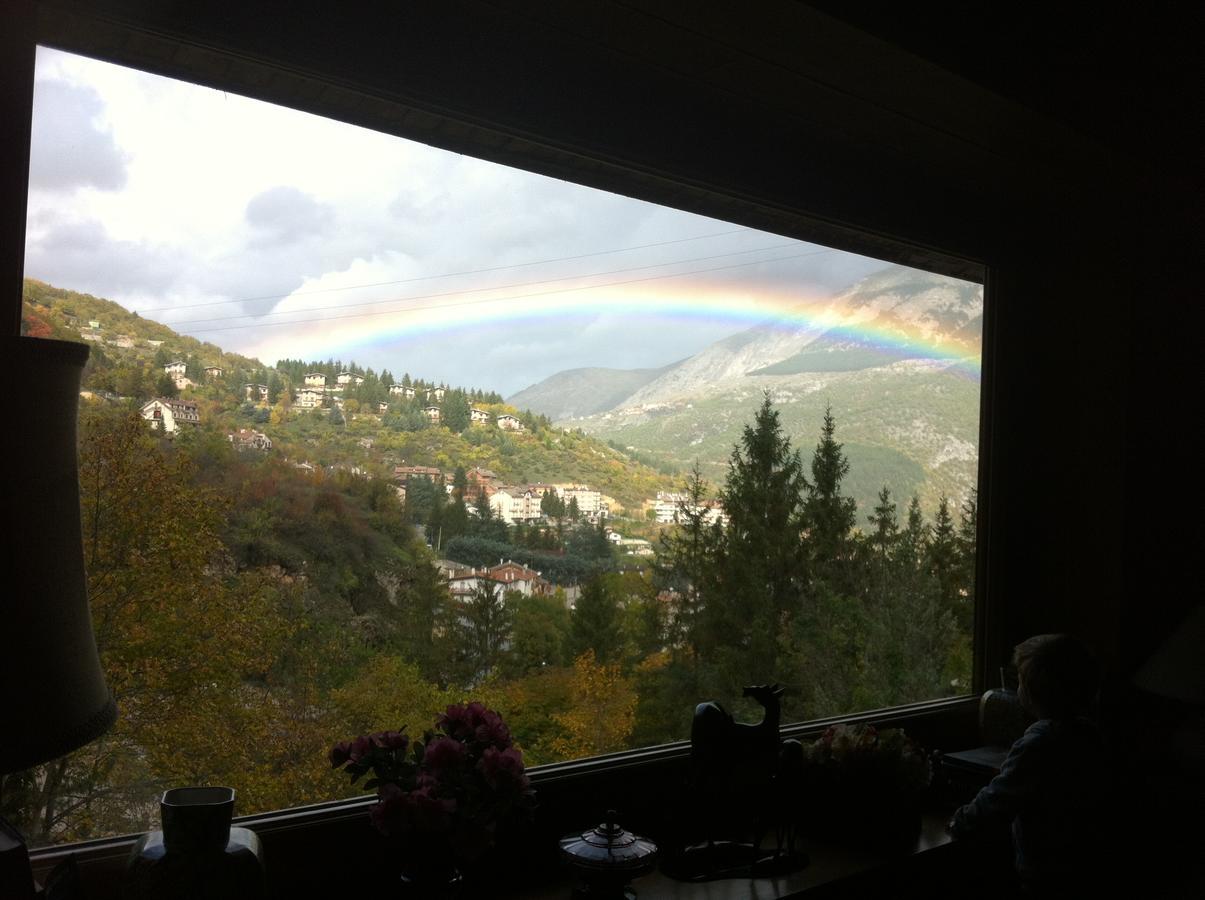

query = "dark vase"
(124, 787), (266, 899)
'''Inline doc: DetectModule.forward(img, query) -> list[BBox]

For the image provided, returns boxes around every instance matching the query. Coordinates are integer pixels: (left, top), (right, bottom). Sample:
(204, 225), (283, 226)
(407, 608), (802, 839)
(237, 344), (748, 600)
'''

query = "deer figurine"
(680, 683), (805, 877)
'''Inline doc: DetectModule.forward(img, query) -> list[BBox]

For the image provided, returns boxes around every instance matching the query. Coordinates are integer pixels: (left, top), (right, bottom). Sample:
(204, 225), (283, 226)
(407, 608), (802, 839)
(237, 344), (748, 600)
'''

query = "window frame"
(11, 4), (1004, 886)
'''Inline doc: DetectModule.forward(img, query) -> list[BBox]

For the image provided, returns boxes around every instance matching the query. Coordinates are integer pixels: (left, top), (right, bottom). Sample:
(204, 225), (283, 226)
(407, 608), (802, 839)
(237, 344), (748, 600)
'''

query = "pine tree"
(654, 463), (720, 659)
(442, 390), (471, 432)
(868, 485), (898, 556)
(569, 575), (622, 664)
(928, 496), (961, 624)
(452, 580), (512, 684)
(802, 404), (857, 574)
(712, 392), (809, 684)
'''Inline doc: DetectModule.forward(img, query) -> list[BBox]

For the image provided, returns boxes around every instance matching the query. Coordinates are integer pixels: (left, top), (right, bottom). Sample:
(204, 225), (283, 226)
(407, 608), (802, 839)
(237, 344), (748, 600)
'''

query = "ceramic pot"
(124, 787), (266, 899)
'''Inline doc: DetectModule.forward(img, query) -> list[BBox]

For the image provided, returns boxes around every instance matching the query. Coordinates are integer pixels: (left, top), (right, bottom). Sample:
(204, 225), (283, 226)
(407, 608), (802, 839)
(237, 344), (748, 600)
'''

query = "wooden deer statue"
(676, 683), (806, 878)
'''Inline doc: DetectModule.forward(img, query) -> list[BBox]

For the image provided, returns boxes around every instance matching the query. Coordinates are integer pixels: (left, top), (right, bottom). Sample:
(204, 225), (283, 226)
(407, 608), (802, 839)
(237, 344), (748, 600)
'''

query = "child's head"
(1013, 634), (1100, 719)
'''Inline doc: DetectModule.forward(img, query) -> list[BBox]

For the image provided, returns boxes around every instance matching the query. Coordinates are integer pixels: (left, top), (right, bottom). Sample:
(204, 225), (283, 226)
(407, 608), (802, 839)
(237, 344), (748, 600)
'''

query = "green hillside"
(576, 364), (980, 520)
(21, 278), (679, 510)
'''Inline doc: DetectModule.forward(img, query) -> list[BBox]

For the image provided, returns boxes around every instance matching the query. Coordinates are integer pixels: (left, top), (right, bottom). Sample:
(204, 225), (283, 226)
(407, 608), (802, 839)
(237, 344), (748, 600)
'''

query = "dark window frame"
(11, 5), (1005, 887)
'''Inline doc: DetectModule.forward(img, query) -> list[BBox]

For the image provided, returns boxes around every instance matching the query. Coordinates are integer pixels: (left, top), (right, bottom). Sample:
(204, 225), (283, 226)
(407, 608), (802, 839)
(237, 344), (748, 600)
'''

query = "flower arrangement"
(801, 723), (931, 844)
(330, 702), (535, 874)
(805, 723), (931, 794)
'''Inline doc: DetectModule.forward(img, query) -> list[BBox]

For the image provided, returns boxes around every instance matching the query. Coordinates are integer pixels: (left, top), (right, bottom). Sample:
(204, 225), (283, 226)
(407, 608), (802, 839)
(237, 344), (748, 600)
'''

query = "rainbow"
(223, 275), (983, 381)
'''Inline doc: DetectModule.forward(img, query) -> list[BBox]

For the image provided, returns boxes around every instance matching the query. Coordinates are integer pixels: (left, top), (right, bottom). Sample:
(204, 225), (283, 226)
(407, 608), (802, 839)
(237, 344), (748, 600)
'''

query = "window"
(11, 46), (982, 847)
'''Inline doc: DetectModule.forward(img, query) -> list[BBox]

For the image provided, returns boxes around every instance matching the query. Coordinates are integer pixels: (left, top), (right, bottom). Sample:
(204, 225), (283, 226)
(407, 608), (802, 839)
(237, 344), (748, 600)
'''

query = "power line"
(134, 228), (756, 313)
(184, 248), (830, 336)
(161, 241), (811, 328)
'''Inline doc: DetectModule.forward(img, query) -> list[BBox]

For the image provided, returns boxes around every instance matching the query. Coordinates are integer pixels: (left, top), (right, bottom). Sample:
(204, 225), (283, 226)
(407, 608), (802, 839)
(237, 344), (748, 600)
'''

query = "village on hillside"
(108, 343), (729, 604)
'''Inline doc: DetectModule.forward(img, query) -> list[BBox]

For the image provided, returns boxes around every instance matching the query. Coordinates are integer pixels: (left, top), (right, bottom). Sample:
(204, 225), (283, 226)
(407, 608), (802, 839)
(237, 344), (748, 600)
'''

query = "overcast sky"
(25, 48), (889, 396)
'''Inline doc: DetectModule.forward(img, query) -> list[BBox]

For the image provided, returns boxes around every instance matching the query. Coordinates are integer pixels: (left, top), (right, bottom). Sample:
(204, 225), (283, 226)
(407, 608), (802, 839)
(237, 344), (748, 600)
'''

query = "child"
(949, 634), (1110, 897)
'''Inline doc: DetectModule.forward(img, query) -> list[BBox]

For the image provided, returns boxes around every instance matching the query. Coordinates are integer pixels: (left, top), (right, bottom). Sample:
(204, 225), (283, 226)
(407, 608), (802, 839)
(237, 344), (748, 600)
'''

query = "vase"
(124, 787), (266, 899)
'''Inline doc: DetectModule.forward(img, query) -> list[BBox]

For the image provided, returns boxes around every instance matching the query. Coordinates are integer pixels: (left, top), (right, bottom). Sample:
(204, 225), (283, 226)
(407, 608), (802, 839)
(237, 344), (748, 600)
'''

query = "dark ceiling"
(804, 1), (1203, 169)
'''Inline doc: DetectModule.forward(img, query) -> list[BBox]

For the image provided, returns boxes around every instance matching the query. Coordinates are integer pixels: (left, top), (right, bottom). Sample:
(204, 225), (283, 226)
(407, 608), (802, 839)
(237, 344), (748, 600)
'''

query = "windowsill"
(29, 696), (980, 898)
(519, 810), (960, 900)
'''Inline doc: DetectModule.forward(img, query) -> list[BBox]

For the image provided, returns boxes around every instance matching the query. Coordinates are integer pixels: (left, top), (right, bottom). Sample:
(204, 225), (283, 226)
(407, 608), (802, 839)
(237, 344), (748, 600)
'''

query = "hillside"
(22, 279), (267, 375)
(507, 362), (681, 421)
(514, 266), (984, 517)
(21, 278), (680, 511)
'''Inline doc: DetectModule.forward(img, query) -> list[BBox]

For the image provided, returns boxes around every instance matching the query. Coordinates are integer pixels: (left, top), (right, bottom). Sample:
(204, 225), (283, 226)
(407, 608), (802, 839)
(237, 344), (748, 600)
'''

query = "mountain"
(506, 362), (682, 421)
(514, 265), (984, 517)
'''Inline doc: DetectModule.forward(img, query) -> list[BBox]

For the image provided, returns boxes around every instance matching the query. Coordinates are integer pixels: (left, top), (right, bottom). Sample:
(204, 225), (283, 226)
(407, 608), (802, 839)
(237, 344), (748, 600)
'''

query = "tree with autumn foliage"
(551, 651), (637, 759)
(0, 408), (340, 843)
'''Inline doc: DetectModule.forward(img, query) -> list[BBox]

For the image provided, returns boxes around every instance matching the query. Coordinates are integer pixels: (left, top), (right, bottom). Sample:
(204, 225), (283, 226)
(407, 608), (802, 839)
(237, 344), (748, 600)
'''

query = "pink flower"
(423, 736), (467, 771)
(439, 702), (511, 749)
(472, 709), (512, 750)
(438, 703), (476, 742)
(329, 740), (353, 767)
(477, 746), (529, 794)
(348, 735), (374, 763)
(372, 730), (409, 753)
(370, 784), (457, 837)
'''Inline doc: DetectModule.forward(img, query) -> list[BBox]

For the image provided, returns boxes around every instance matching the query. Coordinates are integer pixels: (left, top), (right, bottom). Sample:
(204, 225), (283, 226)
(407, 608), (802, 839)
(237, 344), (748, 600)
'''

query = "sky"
(24, 48), (891, 397)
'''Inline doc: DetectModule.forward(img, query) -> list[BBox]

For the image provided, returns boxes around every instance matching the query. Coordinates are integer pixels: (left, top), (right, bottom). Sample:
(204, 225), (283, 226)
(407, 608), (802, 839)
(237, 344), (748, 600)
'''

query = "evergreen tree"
(928, 496), (959, 613)
(712, 392), (809, 684)
(541, 490), (565, 520)
(653, 463), (720, 659)
(953, 491), (978, 632)
(451, 580), (512, 685)
(569, 574), (622, 664)
(899, 495), (928, 567)
(155, 373), (179, 398)
(802, 404), (857, 575)
(443, 390), (471, 432)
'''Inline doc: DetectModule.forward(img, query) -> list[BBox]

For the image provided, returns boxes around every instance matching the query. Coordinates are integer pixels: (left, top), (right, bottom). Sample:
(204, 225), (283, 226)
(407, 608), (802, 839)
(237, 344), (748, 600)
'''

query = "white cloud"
(23, 47), (893, 393)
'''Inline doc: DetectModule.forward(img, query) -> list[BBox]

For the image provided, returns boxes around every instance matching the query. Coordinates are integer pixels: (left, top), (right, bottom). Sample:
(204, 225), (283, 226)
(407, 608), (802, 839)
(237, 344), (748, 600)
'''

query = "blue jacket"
(951, 717), (1110, 890)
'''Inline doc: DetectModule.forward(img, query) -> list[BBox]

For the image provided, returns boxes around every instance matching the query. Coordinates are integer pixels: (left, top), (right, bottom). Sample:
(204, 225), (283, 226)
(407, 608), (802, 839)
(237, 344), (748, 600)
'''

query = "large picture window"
(9, 47), (983, 846)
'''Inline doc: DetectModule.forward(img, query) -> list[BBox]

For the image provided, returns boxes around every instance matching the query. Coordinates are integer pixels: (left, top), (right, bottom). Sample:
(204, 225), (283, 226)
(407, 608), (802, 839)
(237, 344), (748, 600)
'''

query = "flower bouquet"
(330, 702), (535, 891)
(801, 723), (931, 846)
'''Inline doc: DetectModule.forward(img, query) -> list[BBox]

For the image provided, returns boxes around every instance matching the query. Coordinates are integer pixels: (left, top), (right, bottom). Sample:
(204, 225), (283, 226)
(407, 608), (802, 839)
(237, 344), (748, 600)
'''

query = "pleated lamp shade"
(1, 336), (116, 774)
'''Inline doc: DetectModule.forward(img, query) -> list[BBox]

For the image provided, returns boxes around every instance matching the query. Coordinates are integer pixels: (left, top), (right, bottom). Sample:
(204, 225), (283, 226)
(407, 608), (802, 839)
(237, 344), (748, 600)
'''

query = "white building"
(204, 366), (224, 379)
(654, 491), (727, 527)
(304, 372), (327, 387)
(424, 406), (442, 422)
(496, 414), (524, 432)
(469, 407), (490, 424)
(295, 388), (326, 409)
(243, 383), (269, 401)
(489, 487), (543, 523)
(388, 383), (416, 398)
(488, 561), (550, 596)
(427, 387), (446, 402)
(558, 485), (603, 519)
(140, 398), (200, 434)
(228, 429), (272, 451)
(163, 361), (187, 377)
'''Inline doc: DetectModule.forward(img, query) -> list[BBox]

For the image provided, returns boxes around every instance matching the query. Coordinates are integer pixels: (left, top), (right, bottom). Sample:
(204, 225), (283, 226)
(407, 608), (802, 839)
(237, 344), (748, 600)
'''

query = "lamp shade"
(0, 336), (116, 774)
